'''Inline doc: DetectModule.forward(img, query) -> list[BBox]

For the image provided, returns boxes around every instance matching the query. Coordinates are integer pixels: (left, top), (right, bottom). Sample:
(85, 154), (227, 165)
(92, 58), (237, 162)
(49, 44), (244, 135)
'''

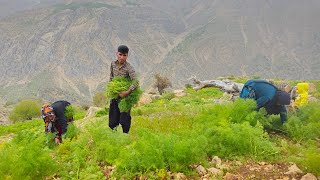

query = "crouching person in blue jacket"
(240, 79), (291, 123)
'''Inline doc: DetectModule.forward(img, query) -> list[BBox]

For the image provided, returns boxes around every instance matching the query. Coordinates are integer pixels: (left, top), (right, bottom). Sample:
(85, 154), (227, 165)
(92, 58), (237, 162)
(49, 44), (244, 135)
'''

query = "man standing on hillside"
(240, 79), (290, 123)
(108, 45), (138, 133)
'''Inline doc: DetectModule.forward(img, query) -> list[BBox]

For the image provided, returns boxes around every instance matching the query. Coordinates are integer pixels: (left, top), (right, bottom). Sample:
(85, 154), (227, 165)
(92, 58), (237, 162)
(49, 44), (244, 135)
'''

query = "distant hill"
(1, 0), (320, 104)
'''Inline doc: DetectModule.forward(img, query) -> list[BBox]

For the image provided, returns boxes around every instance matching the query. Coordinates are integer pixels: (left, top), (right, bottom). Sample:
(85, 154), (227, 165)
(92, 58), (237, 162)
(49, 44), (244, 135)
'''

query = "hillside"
(0, 81), (319, 179)
(1, 0), (320, 104)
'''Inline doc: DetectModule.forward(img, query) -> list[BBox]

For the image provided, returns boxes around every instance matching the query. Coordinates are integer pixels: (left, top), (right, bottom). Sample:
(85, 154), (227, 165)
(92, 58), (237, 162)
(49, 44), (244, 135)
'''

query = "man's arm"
(256, 96), (270, 110)
(109, 63), (114, 82)
(280, 106), (287, 123)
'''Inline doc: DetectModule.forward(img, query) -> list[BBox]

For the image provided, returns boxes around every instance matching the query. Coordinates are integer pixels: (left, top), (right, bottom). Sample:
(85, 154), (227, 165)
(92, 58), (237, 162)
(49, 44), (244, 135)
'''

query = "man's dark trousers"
(109, 99), (131, 133)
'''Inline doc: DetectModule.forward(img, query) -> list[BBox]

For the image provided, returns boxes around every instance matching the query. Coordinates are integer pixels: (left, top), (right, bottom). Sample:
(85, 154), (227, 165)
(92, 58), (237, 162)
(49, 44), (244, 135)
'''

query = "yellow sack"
(294, 83), (309, 107)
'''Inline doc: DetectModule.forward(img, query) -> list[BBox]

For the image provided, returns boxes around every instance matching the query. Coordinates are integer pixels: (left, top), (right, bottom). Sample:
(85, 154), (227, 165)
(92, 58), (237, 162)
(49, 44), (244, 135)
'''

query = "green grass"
(0, 86), (320, 178)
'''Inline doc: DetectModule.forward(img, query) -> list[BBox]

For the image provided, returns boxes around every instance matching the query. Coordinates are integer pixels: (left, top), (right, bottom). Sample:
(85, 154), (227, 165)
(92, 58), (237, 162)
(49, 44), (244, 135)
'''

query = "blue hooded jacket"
(240, 80), (287, 122)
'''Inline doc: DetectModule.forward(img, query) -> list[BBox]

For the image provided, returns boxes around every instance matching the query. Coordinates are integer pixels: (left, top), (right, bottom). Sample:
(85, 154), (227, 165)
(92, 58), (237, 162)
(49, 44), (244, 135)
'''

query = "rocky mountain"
(0, 0), (320, 104)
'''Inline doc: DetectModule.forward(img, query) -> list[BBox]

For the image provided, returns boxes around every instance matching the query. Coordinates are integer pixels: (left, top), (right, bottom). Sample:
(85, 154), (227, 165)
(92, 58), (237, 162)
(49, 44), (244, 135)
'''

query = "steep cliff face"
(0, 0), (319, 104)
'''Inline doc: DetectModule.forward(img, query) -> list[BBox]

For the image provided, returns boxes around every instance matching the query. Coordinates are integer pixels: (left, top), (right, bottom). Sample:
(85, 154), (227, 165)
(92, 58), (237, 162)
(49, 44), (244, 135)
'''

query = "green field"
(0, 83), (319, 179)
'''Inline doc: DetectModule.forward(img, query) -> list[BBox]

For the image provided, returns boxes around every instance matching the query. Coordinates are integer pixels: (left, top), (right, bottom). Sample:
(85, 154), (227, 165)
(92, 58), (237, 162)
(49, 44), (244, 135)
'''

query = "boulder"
(196, 165), (207, 176)
(173, 89), (186, 97)
(138, 93), (153, 106)
(85, 106), (103, 118)
(207, 167), (223, 177)
(285, 164), (303, 175)
(308, 83), (316, 93)
(300, 173), (317, 180)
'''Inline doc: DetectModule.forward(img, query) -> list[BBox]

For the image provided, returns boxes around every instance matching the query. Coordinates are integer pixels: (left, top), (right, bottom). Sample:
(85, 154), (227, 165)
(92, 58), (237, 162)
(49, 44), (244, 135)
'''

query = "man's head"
(275, 90), (291, 106)
(116, 45), (129, 64)
(41, 104), (56, 132)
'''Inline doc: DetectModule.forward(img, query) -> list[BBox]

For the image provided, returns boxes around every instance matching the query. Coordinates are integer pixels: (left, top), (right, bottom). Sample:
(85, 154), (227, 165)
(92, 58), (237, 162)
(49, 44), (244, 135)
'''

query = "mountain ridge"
(1, 0), (320, 104)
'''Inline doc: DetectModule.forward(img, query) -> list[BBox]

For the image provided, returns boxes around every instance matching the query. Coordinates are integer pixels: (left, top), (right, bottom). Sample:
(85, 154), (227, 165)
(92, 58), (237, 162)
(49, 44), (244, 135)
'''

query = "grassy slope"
(0, 82), (319, 179)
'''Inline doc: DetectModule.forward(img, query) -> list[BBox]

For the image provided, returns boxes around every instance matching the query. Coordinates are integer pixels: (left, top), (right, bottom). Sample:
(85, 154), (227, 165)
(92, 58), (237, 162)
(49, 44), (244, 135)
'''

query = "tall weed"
(0, 130), (57, 179)
(285, 102), (320, 141)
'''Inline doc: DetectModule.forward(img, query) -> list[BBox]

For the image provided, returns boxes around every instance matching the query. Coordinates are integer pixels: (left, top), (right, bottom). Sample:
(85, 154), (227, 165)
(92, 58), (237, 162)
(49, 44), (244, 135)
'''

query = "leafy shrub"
(1, 79), (319, 179)
(64, 105), (75, 120)
(93, 91), (108, 107)
(160, 92), (175, 100)
(300, 147), (320, 176)
(64, 105), (86, 120)
(285, 102), (320, 141)
(95, 108), (109, 117)
(229, 99), (257, 125)
(205, 122), (278, 160)
(64, 123), (79, 140)
(0, 119), (42, 136)
(105, 77), (142, 112)
(153, 74), (172, 95)
(185, 83), (192, 89)
(113, 128), (207, 177)
(9, 99), (41, 122)
(0, 130), (57, 179)
(75, 106), (87, 120)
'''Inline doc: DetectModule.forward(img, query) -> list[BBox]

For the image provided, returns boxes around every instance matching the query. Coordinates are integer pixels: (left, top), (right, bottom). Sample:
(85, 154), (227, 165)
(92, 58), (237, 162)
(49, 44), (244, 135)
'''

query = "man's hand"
(119, 90), (130, 98)
(54, 137), (61, 144)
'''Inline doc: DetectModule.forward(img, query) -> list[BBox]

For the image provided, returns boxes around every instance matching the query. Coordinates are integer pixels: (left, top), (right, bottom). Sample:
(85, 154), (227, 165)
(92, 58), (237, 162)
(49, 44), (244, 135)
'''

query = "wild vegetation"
(0, 80), (319, 179)
(8, 99), (41, 122)
(153, 73), (172, 95)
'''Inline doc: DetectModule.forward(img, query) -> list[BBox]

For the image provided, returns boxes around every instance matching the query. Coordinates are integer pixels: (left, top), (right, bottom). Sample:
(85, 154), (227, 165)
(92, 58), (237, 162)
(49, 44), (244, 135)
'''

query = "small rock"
(259, 161), (267, 165)
(152, 95), (161, 99)
(264, 164), (274, 171)
(85, 106), (103, 118)
(224, 172), (238, 180)
(173, 89), (186, 97)
(202, 174), (210, 180)
(207, 167), (223, 177)
(234, 161), (242, 166)
(249, 167), (259, 171)
(138, 93), (153, 106)
(147, 87), (158, 94)
(285, 164), (303, 175)
(308, 83), (316, 93)
(175, 172), (187, 180)
(196, 165), (207, 176)
(309, 96), (317, 102)
(300, 173), (317, 180)
(211, 156), (222, 167)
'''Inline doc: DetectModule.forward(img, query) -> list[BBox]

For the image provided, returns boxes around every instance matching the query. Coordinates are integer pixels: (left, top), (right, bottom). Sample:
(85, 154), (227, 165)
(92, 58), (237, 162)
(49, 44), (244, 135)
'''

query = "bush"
(285, 102), (320, 142)
(95, 108), (108, 117)
(64, 105), (75, 120)
(9, 99), (41, 122)
(153, 74), (172, 95)
(93, 92), (108, 107)
(74, 106), (87, 120)
(161, 92), (175, 100)
(64, 105), (87, 120)
(0, 130), (57, 179)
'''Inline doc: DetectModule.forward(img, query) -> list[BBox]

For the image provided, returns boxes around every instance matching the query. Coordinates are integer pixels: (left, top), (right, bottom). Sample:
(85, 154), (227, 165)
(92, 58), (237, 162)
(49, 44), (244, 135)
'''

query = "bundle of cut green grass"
(64, 105), (75, 120)
(106, 77), (143, 112)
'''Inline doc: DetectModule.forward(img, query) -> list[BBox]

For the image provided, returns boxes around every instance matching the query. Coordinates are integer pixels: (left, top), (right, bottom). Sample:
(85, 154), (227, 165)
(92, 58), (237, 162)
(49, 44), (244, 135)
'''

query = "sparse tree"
(93, 92), (108, 107)
(153, 73), (172, 95)
(9, 99), (41, 122)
